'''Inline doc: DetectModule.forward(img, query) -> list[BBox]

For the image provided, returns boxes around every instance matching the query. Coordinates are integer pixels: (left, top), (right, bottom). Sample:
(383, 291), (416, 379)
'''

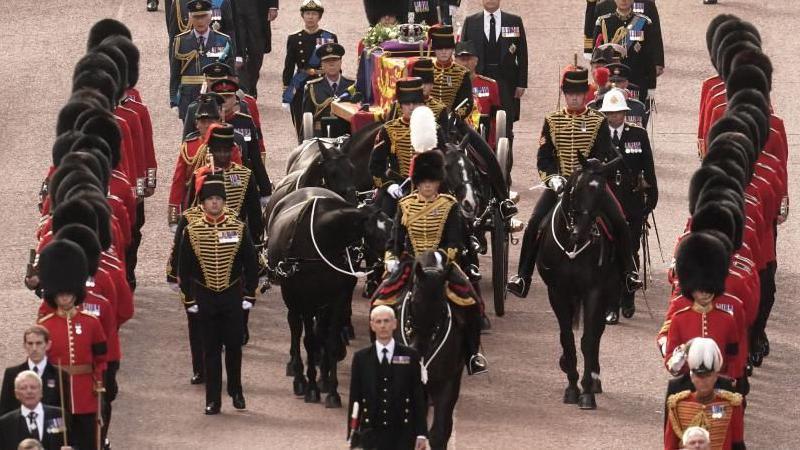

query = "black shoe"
(191, 373), (204, 385)
(242, 328), (250, 346)
(467, 354), (488, 375)
(507, 275), (529, 298)
(703, 0), (717, 4)
(205, 401), (221, 415)
(480, 315), (492, 333)
(605, 310), (619, 325)
(146, 0), (158, 11)
(625, 272), (643, 293)
(232, 393), (246, 410)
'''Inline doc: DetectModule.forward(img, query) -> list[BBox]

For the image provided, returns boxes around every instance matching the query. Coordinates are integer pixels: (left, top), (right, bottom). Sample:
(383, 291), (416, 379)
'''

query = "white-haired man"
(347, 306), (428, 449)
(0, 371), (69, 450)
(682, 426), (711, 450)
(665, 338), (744, 450)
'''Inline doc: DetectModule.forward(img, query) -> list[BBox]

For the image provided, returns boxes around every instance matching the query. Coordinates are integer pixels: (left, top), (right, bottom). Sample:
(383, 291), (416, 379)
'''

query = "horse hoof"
(591, 378), (603, 394)
(305, 386), (321, 403)
(578, 393), (597, 410)
(293, 378), (307, 397)
(605, 311), (619, 325)
(325, 393), (342, 409)
(621, 306), (635, 319)
(563, 386), (580, 404)
(751, 352), (764, 367)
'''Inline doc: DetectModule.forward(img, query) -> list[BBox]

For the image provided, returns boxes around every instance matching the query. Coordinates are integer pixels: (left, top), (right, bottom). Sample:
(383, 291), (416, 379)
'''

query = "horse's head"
(442, 140), (480, 220)
(563, 153), (620, 248)
(360, 203), (393, 262)
(317, 142), (357, 204)
(410, 251), (451, 342)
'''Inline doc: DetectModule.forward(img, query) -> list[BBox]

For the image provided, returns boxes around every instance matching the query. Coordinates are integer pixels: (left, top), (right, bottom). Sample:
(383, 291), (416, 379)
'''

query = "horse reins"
(400, 292), (453, 385)
(550, 199), (593, 260)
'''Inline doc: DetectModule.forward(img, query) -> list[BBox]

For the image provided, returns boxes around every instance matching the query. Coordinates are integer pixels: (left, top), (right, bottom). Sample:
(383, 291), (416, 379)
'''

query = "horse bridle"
(399, 279), (453, 385)
(551, 178), (600, 260)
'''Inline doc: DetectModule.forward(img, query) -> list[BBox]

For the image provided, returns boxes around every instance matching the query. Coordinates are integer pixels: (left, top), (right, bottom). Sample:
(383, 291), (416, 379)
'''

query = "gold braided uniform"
(190, 164), (253, 214)
(537, 108), (609, 183)
(370, 117), (413, 188)
(187, 216), (246, 292)
(432, 61), (472, 117)
(387, 193), (459, 263)
(665, 390), (744, 450)
(167, 205), (238, 286)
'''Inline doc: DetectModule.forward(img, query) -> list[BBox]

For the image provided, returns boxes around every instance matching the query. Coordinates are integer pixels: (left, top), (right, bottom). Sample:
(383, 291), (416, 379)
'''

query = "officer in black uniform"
(181, 62), (254, 139)
(599, 88), (657, 324)
(302, 43), (355, 138)
(347, 305), (428, 449)
(593, 1), (660, 105)
(178, 173), (259, 415)
(169, 0), (235, 119)
(588, 63), (648, 127)
(235, 0), (279, 97)
(282, 0), (338, 141)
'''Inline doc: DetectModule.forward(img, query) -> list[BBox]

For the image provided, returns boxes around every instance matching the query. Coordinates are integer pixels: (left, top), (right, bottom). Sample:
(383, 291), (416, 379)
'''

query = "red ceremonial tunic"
(111, 170), (138, 227)
(39, 292), (119, 362)
(114, 115), (137, 187)
(116, 105), (146, 189)
(664, 390), (744, 450)
(241, 94), (266, 157)
(121, 96), (157, 187)
(471, 74), (502, 149)
(39, 310), (107, 414)
(99, 259), (134, 326)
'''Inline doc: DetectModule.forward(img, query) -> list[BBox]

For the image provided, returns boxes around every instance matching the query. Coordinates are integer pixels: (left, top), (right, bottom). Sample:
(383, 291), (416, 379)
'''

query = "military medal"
(228, 174), (242, 186)
(238, 128), (252, 142)
(75, 323), (83, 335)
(711, 404), (724, 419)
(218, 230), (240, 244)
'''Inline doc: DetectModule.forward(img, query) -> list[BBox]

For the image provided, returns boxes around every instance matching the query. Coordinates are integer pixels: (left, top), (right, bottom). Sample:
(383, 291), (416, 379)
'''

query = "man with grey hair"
(347, 306), (428, 449)
(0, 371), (69, 450)
(682, 426), (711, 450)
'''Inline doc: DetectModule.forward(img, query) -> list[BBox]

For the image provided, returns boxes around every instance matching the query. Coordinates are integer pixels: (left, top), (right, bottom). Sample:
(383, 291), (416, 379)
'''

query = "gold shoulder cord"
(173, 35), (199, 75)
(176, 1), (189, 34)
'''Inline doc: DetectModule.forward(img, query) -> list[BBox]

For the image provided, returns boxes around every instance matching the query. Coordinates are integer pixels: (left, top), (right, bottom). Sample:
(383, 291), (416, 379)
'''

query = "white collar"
(326, 75), (342, 86)
(484, 9), (501, 19)
(610, 123), (625, 136)
(375, 339), (396, 360)
(194, 29), (210, 39)
(20, 403), (43, 418)
(28, 357), (47, 374)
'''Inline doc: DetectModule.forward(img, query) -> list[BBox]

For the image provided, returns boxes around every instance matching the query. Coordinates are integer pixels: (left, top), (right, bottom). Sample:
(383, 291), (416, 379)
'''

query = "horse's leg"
(317, 310), (331, 394)
(303, 314), (321, 403)
(287, 309), (307, 396)
(325, 290), (349, 408)
(548, 287), (580, 404)
(428, 378), (462, 450)
(578, 289), (605, 410)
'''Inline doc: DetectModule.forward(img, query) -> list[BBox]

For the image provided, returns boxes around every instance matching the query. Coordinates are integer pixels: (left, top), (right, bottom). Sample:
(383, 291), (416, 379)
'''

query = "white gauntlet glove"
(667, 344), (687, 375)
(242, 300), (254, 310)
(387, 183), (403, 199)
(187, 305), (199, 313)
(385, 259), (399, 273)
(547, 177), (565, 193)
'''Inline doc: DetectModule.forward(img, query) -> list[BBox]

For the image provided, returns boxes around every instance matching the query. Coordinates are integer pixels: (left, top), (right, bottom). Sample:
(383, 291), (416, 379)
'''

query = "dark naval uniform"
(281, 28), (338, 140)
(224, 111), (272, 198)
(607, 122), (657, 320)
(405, 0), (460, 25)
(593, 10), (658, 103)
(347, 342), (427, 449)
(235, 0), (279, 97)
(178, 208), (259, 410)
(302, 75), (355, 138)
(170, 29), (234, 119)
(589, 1), (663, 70)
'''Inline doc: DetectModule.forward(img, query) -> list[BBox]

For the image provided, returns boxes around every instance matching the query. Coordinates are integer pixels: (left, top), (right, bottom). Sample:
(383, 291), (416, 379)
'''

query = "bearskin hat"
(73, 193), (113, 251)
(675, 232), (730, 298)
(712, 20), (761, 58)
(49, 166), (101, 209)
(363, 0), (404, 26)
(39, 240), (88, 308)
(73, 70), (118, 106)
(102, 35), (140, 88)
(61, 152), (109, 189)
(70, 134), (117, 170)
(57, 101), (101, 136)
(52, 198), (99, 235)
(56, 224), (102, 276)
(70, 87), (112, 111)
(728, 103), (769, 150)
(52, 130), (85, 167)
(706, 14), (739, 56)
(700, 197), (744, 250)
(717, 40), (760, 81)
(410, 150), (446, 184)
(92, 45), (128, 99)
(726, 65), (769, 100)
(707, 114), (755, 150)
(691, 202), (739, 251)
(73, 52), (120, 90)
(704, 142), (750, 179)
(80, 115), (121, 164)
(688, 166), (727, 213)
(706, 131), (755, 169)
(87, 19), (132, 50)
(731, 49), (772, 90)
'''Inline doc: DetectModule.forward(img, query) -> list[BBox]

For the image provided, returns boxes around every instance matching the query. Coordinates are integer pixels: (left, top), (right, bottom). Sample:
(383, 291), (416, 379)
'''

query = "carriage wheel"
(496, 137), (512, 187)
(491, 207), (509, 317)
(495, 110), (507, 148)
(302, 112), (314, 140)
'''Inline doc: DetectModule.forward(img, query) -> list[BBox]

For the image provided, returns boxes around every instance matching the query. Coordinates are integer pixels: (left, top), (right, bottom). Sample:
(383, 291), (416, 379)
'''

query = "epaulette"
(673, 305), (692, 315)
(214, 30), (231, 39)
(176, 29), (192, 38)
(595, 13), (613, 25)
(476, 74), (497, 83)
(185, 131), (200, 141)
(715, 389), (743, 406)
(439, 193), (457, 203)
(625, 122), (646, 130)
(633, 12), (653, 24)
(37, 313), (55, 324)
(666, 390), (692, 408)
(306, 77), (324, 85)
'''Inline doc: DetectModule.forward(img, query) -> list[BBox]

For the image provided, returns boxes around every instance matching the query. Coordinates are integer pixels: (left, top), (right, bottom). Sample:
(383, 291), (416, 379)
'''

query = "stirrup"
(625, 272), (643, 293)
(499, 199), (518, 219)
(468, 353), (488, 375)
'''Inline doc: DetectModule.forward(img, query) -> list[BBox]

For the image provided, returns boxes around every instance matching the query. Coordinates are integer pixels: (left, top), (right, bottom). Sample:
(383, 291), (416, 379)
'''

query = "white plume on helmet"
(410, 106), (438, 153)
(686, 337), (723, 373)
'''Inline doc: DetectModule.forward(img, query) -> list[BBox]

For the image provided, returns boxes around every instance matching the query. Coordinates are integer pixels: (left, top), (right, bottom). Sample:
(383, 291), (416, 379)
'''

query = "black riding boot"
(508, 190), (557, 297)
(599, 191), (642, 292)
(464, 306), (487, 375)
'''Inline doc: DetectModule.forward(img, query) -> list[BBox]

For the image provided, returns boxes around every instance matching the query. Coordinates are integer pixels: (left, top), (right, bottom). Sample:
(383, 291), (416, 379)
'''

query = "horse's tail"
(572, 298), (582, 330)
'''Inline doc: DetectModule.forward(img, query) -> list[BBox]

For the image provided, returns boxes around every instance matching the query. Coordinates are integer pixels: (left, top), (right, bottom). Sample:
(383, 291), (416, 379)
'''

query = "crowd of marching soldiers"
(13, 18), (154, 449)
(656, 15), (788, 450)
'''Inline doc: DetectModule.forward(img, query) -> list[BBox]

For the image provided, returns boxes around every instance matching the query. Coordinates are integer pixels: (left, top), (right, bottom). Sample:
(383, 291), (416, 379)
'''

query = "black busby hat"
(52, 198), (99, 235)
(707, 114), (754, 150)
(429, 25), (456, 50)
(695, 195), (744, 251)
(209, 79), (239, 96)
(395, 77), (425, 104)
(56, 224), (102, 276)
(187, 0), (212, 14)
(72, 193), (112, 251)
(101, 35), (140, 88)
(409, 58), (435, 84)
(87, 19), (132, 50)
(410, 150), (445, 184)
(48, 166), (100, 208)
(73, 70), (119, 106)
(704, 143), (750, 184)
(675, 232), (730, 298)
(52, 131), (85, 167)
(73, 52), (121, 95)
(708, 127), (757, 164)
(726, 65), (769, 100)
(707, 158), (748, 188)
(316, 42), (345, 61)
(80, 114), (121, 162)
(70, 134), (117, 170)
(691, 203), (738, 252)
(70, 87), (112, 111)
(727, 88), (770, 117)
(207, 123), (235, 149)
(688, 165), (734, 213)
(363, 0), (402, 26)
(706, 14), (739, 55)
(195, 94), (222, 120)
(455, 41), (478, 57)
(198, 173), (227, 201)
(561, 66), (589, 93)
(93, 45), (129, 99)
(57, 101), (103, 135)
(61, 152), (108, 190)
(729, 105), (768, 150)
(202, 62), (233, 80)
(712, 20), (761, 62)
(39, 240), (89, 308)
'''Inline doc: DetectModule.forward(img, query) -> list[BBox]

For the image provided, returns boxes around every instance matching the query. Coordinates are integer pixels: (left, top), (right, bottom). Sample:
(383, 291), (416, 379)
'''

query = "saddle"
(371, 256), (478, 309)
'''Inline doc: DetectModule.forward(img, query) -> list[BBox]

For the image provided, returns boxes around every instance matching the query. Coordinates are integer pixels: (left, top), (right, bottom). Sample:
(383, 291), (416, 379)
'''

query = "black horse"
(536, 156), (622, 410)
(394, 251), (466, 450)
(267, 187), (389, 408)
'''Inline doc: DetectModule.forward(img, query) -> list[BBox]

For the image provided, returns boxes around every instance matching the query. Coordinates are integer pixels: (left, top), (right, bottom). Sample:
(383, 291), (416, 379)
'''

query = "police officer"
(281, 0), (338, 141)
(599, 89), (657, 324)
(170, 0), (235, 120)
(302, 43), (355, 138)
(507, 66), (642, 298)
(347, 306), (428, 449)
(178, 174), (259, 414)
(370, 78), (425, 217)
(428, 25), (472, 119)
(593, 0), (660, 106)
